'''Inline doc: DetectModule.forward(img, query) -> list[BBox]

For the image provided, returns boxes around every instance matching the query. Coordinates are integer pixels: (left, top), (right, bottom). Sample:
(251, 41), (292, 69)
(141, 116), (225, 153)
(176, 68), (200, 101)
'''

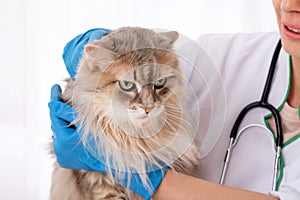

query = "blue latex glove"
(62, 28), (110, 80)
(48, 84), (166, 199)
(49, 28), (167, 199)
(48, 84), (97, 170)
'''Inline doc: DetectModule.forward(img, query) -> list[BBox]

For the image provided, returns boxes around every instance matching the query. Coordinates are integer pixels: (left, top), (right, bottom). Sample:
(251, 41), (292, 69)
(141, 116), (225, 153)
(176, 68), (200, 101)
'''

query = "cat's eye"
(118, 80), (136, 92)
(154, 78), (167, 90)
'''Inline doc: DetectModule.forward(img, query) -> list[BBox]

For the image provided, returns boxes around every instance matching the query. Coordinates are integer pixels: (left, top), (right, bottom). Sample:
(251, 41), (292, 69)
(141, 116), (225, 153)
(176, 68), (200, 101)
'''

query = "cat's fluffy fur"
(50, 27), (200, 200)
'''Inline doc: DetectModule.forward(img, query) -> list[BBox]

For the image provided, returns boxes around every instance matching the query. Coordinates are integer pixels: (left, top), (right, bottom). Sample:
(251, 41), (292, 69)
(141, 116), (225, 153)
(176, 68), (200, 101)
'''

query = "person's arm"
(153, 169), (278, 200)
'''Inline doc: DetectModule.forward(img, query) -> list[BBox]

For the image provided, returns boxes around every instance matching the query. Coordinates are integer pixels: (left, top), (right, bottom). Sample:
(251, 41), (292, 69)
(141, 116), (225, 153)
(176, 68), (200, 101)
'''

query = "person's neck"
(287, 56), (300, 108)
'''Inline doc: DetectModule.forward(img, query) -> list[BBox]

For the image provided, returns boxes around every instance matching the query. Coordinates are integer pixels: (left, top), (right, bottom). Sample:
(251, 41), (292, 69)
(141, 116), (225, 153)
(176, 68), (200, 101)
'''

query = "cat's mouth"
(129, 105), (163, 120)
(134, 117), (152, 127)
(110, 104), (166, 138)
(127, 105), (165, 131)
(134, 114), (149, 120)
(129, 112), (153, 127)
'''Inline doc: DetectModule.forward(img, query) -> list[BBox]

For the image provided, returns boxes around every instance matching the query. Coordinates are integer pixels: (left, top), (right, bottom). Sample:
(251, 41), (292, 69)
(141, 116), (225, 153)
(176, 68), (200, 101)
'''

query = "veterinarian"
(48, 0), (300, 199)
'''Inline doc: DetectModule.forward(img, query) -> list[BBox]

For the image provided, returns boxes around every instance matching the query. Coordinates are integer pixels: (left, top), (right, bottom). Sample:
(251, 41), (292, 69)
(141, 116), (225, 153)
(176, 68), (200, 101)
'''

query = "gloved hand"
(49, 28), (167, 199)
(48, 84), (167, 199)
(48, 84), (98, 170)
(62, 28), (110, 80)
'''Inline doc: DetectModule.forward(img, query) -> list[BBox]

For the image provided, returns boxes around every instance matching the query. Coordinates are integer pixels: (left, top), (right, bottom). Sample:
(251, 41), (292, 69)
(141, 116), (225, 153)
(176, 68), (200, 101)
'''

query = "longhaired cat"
(50, 27), (200, 200)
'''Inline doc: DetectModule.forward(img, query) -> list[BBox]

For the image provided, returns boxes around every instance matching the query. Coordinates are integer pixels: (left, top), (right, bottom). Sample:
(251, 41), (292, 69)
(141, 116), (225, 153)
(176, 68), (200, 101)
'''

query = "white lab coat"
(180, 32), (300, 200)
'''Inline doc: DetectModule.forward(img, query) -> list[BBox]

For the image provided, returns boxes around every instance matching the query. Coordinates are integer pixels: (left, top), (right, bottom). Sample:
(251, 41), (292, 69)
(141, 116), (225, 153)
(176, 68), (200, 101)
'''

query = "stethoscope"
(219, 40), (283, 191)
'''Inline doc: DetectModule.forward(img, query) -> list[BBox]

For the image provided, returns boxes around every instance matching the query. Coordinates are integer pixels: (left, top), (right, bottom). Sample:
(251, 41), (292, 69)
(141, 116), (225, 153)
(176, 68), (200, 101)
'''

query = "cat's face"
(71, 28), (200, 169)
(74, 28), (186, 142)
(94, 50), (184, 138)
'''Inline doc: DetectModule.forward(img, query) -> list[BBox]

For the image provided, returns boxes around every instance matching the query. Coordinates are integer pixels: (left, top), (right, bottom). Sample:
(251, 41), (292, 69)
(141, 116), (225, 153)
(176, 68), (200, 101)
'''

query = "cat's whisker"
(165, 115), (192, 134)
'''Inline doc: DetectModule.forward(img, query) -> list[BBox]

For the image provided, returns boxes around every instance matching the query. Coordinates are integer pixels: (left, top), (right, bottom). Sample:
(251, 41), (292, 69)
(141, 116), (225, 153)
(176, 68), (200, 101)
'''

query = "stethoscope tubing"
(219, 40), (283, 191)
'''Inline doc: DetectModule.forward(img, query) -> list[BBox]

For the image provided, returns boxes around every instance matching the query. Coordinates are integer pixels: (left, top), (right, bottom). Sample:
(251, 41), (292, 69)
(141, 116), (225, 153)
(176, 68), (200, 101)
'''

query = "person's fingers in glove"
(62, 28), (111, 80)
(48, 83), (107, 171)
(49, 28), (111, 170)
(114, 167), (168, 200)
(48, 82), (167, 199)
(48, 84), (76, 124)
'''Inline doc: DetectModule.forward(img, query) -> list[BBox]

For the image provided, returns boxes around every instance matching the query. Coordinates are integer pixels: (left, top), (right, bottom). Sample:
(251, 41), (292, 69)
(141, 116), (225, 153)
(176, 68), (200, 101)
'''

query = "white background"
(0, 0), (277, 199)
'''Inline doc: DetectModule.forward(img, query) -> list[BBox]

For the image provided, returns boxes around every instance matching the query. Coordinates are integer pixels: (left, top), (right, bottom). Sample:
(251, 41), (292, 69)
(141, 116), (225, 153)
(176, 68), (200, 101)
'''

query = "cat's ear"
(160, 31), (179, 45)
(84, 41), (117, 72)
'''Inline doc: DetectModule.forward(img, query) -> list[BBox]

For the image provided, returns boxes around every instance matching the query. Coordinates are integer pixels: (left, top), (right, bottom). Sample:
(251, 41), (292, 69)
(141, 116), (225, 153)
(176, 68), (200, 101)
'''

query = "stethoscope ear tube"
(272, 146), (281, 191)
(219, 137), (234, 185)
(219, 40), (283, 191)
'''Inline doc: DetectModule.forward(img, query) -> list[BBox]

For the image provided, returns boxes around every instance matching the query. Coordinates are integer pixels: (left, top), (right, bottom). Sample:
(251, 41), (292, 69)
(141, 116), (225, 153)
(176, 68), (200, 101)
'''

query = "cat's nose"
(142, 106), (152, 114)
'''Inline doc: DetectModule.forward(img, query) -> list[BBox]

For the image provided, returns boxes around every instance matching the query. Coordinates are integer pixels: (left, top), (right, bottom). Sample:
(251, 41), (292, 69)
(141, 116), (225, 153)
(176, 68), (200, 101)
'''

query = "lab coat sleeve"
(268, 139), (300, 200)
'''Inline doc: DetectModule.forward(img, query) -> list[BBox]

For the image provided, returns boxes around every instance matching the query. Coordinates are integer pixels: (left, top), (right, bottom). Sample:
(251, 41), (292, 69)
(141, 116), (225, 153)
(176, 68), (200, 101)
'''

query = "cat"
(50, 27), (200, 200)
